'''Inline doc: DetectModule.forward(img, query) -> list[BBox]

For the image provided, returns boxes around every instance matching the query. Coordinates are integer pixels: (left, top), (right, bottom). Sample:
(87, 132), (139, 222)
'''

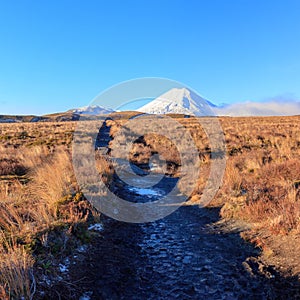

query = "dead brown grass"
(107, 115), (300, 235)
(0, 237), (34, 300)
(108, 114), (300, 273)
(215, 116), (300, 236)
(0, 122), (105, 298)
(1, 115), (300, 294)
(0, 149), (77, 298)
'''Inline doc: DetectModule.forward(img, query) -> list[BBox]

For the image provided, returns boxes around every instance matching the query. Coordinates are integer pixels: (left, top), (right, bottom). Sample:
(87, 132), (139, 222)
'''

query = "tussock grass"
(112, 115), (300, 236)
(214, 117), (300, 237)
(0, 236), (34, 300)
(1, 115), (300, 295)
(0, 124), (105, 298)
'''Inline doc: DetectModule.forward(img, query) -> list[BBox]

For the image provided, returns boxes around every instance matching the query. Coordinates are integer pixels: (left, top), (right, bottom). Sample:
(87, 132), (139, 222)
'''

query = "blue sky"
(0, 0), (299, 115)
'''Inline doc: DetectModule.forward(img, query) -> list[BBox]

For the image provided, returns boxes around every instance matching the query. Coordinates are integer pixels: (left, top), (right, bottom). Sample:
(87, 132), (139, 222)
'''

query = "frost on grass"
(88, 223), (104, 232)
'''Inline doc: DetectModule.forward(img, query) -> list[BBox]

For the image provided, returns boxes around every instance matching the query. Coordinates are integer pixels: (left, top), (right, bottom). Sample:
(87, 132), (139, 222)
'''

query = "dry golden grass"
(0, 121), (75, 149)
(0, 122), (102, 298)
(216, 117), (300, 236)
(1, 114), (300, 296)
(0, 150), (77, 298)
(109, 115), (300, 237)
(0, 237), (34, 300)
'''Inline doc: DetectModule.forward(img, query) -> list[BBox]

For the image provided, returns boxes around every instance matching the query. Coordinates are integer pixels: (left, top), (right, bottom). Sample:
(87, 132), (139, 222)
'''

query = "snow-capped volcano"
(70, 105), (114, 115)
(137, 88), (216, 116)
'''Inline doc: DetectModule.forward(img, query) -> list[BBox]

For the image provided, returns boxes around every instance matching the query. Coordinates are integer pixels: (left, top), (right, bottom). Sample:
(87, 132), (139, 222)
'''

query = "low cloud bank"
(213, 99), (300, 116)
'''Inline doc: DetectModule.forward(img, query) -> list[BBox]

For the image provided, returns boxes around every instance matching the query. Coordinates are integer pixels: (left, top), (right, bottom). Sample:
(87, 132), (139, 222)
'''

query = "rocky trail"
(66, 173), (300, 300)
(61, 122), (300, 299)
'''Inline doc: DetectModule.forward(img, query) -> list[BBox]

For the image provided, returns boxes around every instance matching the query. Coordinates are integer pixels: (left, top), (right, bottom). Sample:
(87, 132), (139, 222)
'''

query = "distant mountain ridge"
(69, 105), (114, 115)
(0, 105), (115, 123)
(0, 113), (81, 123)
(1, 94), (300, 123)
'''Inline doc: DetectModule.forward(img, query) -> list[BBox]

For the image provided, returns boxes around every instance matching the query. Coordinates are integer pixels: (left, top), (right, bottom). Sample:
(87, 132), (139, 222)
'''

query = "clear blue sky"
(0, 0), (299, 115)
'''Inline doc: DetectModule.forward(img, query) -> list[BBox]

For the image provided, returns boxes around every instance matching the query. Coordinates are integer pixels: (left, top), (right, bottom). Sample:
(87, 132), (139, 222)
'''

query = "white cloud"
(213, 99), (300, 116)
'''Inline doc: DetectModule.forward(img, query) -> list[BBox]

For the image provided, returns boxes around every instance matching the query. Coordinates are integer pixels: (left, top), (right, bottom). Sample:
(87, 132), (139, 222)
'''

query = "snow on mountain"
(70, 105), (114, 115)
(136, 88), (300, 117)
(137, 88), (216, 116)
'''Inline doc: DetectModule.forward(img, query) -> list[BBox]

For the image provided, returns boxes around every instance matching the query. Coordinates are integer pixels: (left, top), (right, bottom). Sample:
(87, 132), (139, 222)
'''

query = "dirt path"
(67, 173), (300, 300)
(65, 123), (300, 299)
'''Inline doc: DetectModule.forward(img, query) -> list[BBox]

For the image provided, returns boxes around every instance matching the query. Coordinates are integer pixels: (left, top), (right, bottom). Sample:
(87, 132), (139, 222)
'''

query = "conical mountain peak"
(138, 88), (215, 116)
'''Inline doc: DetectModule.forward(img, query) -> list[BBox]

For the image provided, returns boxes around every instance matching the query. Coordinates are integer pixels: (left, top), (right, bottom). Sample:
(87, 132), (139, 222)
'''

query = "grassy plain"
(1, 114), (300, 298)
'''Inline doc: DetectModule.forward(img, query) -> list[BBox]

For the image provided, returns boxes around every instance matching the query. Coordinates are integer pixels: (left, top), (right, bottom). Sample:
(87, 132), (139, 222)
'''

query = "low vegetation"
(107, 114), (300, 274)
(0, 122), (111, 299)
(1, 115), (300, 297)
